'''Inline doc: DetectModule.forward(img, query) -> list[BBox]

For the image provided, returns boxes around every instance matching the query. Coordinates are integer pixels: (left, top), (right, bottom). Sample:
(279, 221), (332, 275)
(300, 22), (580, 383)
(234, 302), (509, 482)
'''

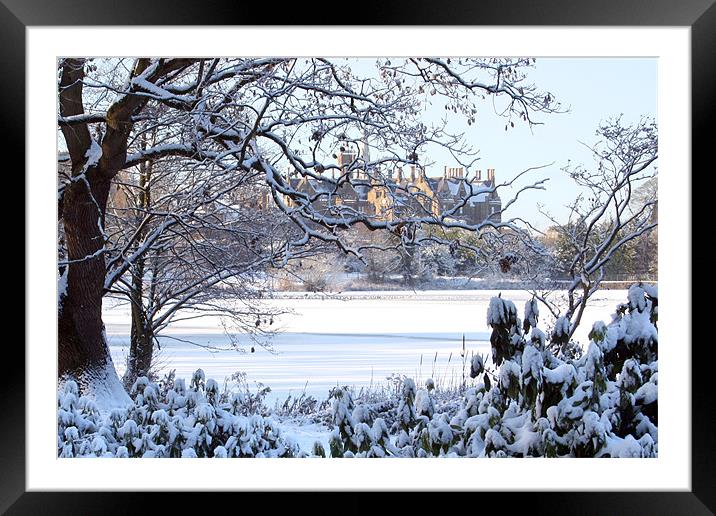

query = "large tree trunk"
(57, 170), (127, 404)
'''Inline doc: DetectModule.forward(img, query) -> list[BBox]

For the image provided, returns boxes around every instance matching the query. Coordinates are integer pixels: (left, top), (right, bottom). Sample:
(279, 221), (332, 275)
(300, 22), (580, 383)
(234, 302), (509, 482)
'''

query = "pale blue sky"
(451, 57), (658, 229)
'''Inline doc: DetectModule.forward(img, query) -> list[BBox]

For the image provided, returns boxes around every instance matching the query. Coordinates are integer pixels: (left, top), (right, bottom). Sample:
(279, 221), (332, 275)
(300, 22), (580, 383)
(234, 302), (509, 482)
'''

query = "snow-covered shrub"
(520, 344), (544, 415)
(487, 295), (523, 366)
(599, 283), (658, 380)
(392, 378), (417, 439)
(470, 354), (485, 378)
(415, 380), (436, 419)
(549, 315), (582, 360)
(312, 441), (326, 458)
(58, 369), (302, 458)
(327, 386), (397, 457)
(523, 297), (539, 333)
(328, 386), (355, 457)
(57, 380), (103, 458)
(414, 413), (458, 457)
(368, 418), (393, 457)
(478, 286), (657, 458)
(385, 286), (658, 458)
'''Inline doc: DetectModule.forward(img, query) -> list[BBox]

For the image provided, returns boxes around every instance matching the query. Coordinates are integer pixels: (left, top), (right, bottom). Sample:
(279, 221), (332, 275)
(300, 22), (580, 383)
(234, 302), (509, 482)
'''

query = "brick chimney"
(339, 149), (356, 175)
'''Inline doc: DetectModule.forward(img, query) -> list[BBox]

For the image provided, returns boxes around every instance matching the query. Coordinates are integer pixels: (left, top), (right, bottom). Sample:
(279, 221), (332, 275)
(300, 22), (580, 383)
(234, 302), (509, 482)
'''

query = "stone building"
(278, 143), (502, 226)
(426, 166), (502, 225)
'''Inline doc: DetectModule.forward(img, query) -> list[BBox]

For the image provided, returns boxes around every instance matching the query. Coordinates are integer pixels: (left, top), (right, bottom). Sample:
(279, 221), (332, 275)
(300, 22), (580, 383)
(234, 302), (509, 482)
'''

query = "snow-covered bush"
(392, 377), (417, 438)
(327, 386), (397, 457)
(523, 297), (539, 333)
(470, 354), (485, 378)
(549, 315), (582, 360)
(58, 369), (302, 458)
(58, 380), (108, 457)
(487, 295), (523, 366)
(464, 286), (659, 458)
(362, 286), (658, 459)
(328, 386), (355, 457)
(415, 379), (436, 419)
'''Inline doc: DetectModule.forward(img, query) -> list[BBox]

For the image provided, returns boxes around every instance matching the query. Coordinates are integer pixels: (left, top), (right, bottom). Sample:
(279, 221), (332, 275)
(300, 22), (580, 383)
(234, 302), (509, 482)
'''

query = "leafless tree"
(57, 57), (560, 397)
(101, 132), (323, 388)
(531, 116), (658, 342)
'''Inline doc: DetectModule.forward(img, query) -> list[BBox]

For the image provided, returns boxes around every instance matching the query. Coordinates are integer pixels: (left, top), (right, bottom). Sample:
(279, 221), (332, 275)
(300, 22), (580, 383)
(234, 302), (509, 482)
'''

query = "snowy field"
(104, 289), (628, 405)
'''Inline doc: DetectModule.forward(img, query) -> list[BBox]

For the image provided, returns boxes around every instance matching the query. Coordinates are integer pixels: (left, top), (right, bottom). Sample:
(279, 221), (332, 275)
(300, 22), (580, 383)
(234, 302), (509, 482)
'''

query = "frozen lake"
(104, 290), (627, 403)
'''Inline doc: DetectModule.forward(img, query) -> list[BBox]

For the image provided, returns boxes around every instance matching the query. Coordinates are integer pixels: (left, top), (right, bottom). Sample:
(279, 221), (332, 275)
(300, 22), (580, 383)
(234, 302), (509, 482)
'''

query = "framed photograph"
(9, 0), (711, 512)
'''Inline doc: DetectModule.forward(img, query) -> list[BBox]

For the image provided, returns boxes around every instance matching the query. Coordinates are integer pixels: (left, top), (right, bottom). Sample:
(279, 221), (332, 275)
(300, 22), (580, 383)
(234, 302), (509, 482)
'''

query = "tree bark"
(57, 171), (115, 385)
(124, 291), (154, 389)
(123, 252), (154, 389)
(122, 145), (155, 389)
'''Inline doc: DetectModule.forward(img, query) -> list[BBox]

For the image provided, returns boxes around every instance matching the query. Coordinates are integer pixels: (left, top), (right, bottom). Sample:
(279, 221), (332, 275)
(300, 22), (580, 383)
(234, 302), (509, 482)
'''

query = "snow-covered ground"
(104, 289), (628, 405)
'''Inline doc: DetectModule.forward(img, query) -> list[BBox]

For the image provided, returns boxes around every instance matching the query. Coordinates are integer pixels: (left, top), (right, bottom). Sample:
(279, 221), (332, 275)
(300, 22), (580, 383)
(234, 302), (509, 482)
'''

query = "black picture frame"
(6, 0), (711, 513)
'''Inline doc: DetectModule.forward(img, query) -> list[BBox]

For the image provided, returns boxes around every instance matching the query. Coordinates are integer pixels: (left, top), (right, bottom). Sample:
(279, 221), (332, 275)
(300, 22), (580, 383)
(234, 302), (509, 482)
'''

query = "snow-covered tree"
(102, 143), (304, 388)
(532, 116), (657, 341)
(58, 57), (560, 402)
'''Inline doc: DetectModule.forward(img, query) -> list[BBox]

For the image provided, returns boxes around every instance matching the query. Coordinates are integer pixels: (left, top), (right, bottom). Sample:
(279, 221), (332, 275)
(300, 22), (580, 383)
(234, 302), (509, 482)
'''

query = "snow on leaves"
(58, 285), (657, 458)
(58, 370), (301, 458)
